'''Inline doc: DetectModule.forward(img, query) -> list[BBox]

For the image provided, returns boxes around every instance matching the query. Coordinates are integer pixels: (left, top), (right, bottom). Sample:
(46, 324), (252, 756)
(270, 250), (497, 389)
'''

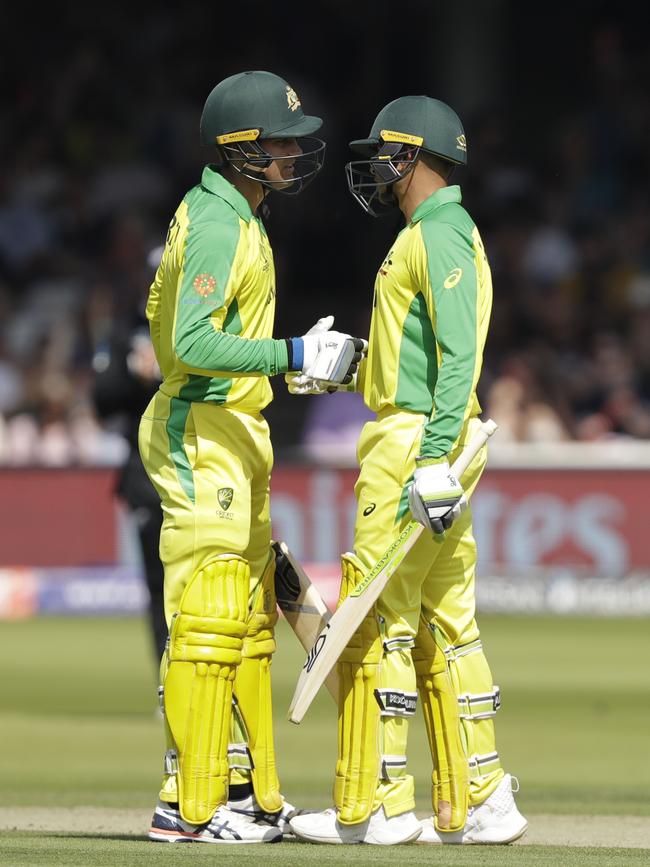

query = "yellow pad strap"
(165, 556), (249, 825)
(334, 554), (383, 825)
(232, 552), (282, 813)
(413, 617), (469, 832)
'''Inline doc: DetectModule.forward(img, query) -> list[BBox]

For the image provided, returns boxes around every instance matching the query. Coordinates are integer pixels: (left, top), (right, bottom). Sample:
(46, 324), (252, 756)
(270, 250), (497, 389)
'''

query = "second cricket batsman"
(289, 94), (527, 845)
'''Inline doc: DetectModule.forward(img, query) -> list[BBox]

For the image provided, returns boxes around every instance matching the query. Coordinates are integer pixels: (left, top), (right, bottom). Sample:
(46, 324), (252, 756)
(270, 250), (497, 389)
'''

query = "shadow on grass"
(27, 832), (151, 843)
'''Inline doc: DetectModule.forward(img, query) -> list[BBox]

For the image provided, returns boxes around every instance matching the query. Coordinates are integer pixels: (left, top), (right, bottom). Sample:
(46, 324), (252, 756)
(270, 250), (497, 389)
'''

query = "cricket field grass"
(0, 614), (648, 865)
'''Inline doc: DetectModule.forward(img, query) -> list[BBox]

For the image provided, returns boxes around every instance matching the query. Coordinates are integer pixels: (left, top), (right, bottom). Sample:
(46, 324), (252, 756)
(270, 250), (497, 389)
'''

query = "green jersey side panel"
(394, 292), (438, 411)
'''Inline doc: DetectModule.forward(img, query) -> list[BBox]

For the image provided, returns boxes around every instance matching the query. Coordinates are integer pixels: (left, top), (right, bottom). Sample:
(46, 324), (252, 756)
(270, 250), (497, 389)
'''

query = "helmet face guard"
(217, 130), (325, 196)
(345, 137), (420, 217)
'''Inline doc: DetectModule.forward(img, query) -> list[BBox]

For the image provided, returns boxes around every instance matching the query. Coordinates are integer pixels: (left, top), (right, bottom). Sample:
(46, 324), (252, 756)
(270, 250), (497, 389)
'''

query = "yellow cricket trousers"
(343, 409), (502, 817)
(138, 391), (273, 624)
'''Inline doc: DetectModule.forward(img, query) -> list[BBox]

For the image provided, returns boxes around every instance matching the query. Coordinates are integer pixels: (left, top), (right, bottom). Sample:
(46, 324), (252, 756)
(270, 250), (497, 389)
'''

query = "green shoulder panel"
(419, 205), (479, 457)
(174, 188), (241, 363)
(173, 189), (288, 376)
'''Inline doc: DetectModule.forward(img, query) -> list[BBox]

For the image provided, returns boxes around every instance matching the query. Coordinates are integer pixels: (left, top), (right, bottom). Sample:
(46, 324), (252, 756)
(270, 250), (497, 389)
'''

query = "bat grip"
(430, 419), (497, 544)
(450, 418), (498, 479)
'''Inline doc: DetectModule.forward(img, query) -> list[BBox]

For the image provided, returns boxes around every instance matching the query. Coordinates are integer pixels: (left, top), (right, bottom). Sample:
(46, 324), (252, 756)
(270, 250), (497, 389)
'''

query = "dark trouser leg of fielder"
(135, 502), (167, 663)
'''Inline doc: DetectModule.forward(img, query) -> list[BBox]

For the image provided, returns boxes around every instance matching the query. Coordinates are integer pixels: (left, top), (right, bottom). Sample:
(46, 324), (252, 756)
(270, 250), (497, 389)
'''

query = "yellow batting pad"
(444, 636), (503, 806)
(232, 551), (282, 813)
(165, 556), (250, 825)
(372, 645), (417, 819)
(334, 554), (383, 825)
(413, 617), (469, 832)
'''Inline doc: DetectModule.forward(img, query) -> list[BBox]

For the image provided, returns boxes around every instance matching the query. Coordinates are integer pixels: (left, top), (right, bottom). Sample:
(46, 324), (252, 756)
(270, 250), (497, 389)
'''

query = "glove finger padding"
(441, 512), (454, 531)
(285, 373), (327, 395)
(451, 496), (468, 522)
(408, 482), (429, 528)
(407, 458), (465, 537)
(306, 315), (334, 335)
(303, 333), (361, 383)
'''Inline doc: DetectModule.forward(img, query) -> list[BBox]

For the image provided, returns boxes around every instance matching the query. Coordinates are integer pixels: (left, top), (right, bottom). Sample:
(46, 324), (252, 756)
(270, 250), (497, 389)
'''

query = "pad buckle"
(374, 688), (417, 717)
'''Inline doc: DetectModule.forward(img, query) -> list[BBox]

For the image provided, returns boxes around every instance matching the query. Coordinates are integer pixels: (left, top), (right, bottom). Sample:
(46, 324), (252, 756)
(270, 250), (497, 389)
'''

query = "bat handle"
(451, 418), (498, 479)
(433, 418), (497, 544)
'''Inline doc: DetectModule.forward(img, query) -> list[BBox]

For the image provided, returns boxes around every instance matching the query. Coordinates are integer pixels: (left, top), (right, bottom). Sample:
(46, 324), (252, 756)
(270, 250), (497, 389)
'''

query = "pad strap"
(164, 748), (178, 776)
(469, 751), (501, 779)
(374, 688), (417, 717)
(380, 754), (407, 781)
(458, 687), (501, 720)
(383, 635), (415, 653)
(443, 637), (483, 661)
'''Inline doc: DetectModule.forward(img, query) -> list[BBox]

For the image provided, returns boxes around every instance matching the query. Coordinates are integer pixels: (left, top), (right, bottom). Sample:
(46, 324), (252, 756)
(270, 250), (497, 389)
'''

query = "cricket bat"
(272, 540), (339, 702)
(288, 418), (498, 725)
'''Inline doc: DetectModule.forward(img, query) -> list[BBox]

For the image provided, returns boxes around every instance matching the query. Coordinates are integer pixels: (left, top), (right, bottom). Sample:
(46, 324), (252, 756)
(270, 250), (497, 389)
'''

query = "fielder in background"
(139, 70), (366, 845)
(289, 95), (527, 845)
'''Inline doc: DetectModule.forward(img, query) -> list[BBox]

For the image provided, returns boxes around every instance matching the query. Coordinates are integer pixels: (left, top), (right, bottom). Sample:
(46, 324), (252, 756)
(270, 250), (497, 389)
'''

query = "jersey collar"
(410, 184), (462, 224)
(201, 165), (254, 222)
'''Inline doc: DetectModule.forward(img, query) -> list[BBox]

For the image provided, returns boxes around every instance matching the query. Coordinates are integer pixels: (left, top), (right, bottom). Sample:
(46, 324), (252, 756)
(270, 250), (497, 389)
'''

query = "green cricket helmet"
(346, 95), (467, 215)
(200, 70), (325, 195)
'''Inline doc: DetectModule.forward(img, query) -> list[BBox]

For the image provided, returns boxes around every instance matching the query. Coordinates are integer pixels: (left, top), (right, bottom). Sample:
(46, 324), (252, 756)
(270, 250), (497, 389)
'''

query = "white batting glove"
(291, 315), (367, 385)
(286, 370), (359, 396)
(286, 373), (329, 395)
(407, 456), (467, 536)
(286, 316), (333, 394)
(302, 332), (367, 384)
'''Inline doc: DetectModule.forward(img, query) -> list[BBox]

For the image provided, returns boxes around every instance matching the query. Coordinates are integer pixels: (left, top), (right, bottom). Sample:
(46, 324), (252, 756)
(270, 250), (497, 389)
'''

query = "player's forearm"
(422, 257), (479, 456)
(176, 327), (291, 377)
(419, 343), (479, 458)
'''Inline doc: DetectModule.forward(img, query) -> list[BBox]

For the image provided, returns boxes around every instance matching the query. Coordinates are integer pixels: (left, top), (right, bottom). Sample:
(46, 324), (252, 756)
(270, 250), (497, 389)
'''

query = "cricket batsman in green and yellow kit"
(139, 70), (365, 845)
(289, 96), (528, 845)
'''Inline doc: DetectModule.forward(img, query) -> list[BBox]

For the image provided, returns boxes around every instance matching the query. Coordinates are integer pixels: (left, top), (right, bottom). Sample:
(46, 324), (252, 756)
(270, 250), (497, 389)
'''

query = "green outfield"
(0, 614), (648, 865)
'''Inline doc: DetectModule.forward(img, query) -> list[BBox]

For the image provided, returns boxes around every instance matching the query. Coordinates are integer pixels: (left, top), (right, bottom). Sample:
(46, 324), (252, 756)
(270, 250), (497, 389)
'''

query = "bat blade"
(273, 540), (338, 701)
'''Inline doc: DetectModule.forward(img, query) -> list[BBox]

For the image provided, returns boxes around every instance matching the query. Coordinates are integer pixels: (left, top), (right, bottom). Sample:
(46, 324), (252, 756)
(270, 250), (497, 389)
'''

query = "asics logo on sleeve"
(444, 268), (463, 289)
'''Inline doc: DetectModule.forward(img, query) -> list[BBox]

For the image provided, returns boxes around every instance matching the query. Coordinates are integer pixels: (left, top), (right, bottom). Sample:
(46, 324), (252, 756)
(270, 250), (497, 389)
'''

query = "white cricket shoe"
(290, 805), (422, 845)
(227, 792), (308, 838)
(148, 800), (282, 844)
(418, 774), (528, 844)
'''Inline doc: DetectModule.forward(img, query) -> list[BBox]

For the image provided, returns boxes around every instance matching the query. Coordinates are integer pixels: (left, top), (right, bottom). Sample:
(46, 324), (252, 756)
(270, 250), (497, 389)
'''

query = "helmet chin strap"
(396, 154), (417, 202)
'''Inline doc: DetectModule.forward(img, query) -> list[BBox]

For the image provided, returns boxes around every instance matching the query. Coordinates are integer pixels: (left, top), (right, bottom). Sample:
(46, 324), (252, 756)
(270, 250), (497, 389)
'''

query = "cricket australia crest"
(218, 487), (233, 511)
(286, 85), (301, 112)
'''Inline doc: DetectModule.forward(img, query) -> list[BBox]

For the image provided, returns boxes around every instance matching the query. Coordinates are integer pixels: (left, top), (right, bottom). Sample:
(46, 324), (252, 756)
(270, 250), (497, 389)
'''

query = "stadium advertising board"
(0, 467), (648, 616)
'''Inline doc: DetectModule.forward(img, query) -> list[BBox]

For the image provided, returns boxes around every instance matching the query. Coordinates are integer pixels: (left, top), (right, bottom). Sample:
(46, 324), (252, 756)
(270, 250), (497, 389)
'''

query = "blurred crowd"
(1, 12), (649, 467)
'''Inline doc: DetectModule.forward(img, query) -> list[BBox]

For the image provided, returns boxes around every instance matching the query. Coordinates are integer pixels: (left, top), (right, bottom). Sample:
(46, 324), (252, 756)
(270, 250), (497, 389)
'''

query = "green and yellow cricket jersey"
(146, 165), (291, 413)
(363, 185), (492, 459)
